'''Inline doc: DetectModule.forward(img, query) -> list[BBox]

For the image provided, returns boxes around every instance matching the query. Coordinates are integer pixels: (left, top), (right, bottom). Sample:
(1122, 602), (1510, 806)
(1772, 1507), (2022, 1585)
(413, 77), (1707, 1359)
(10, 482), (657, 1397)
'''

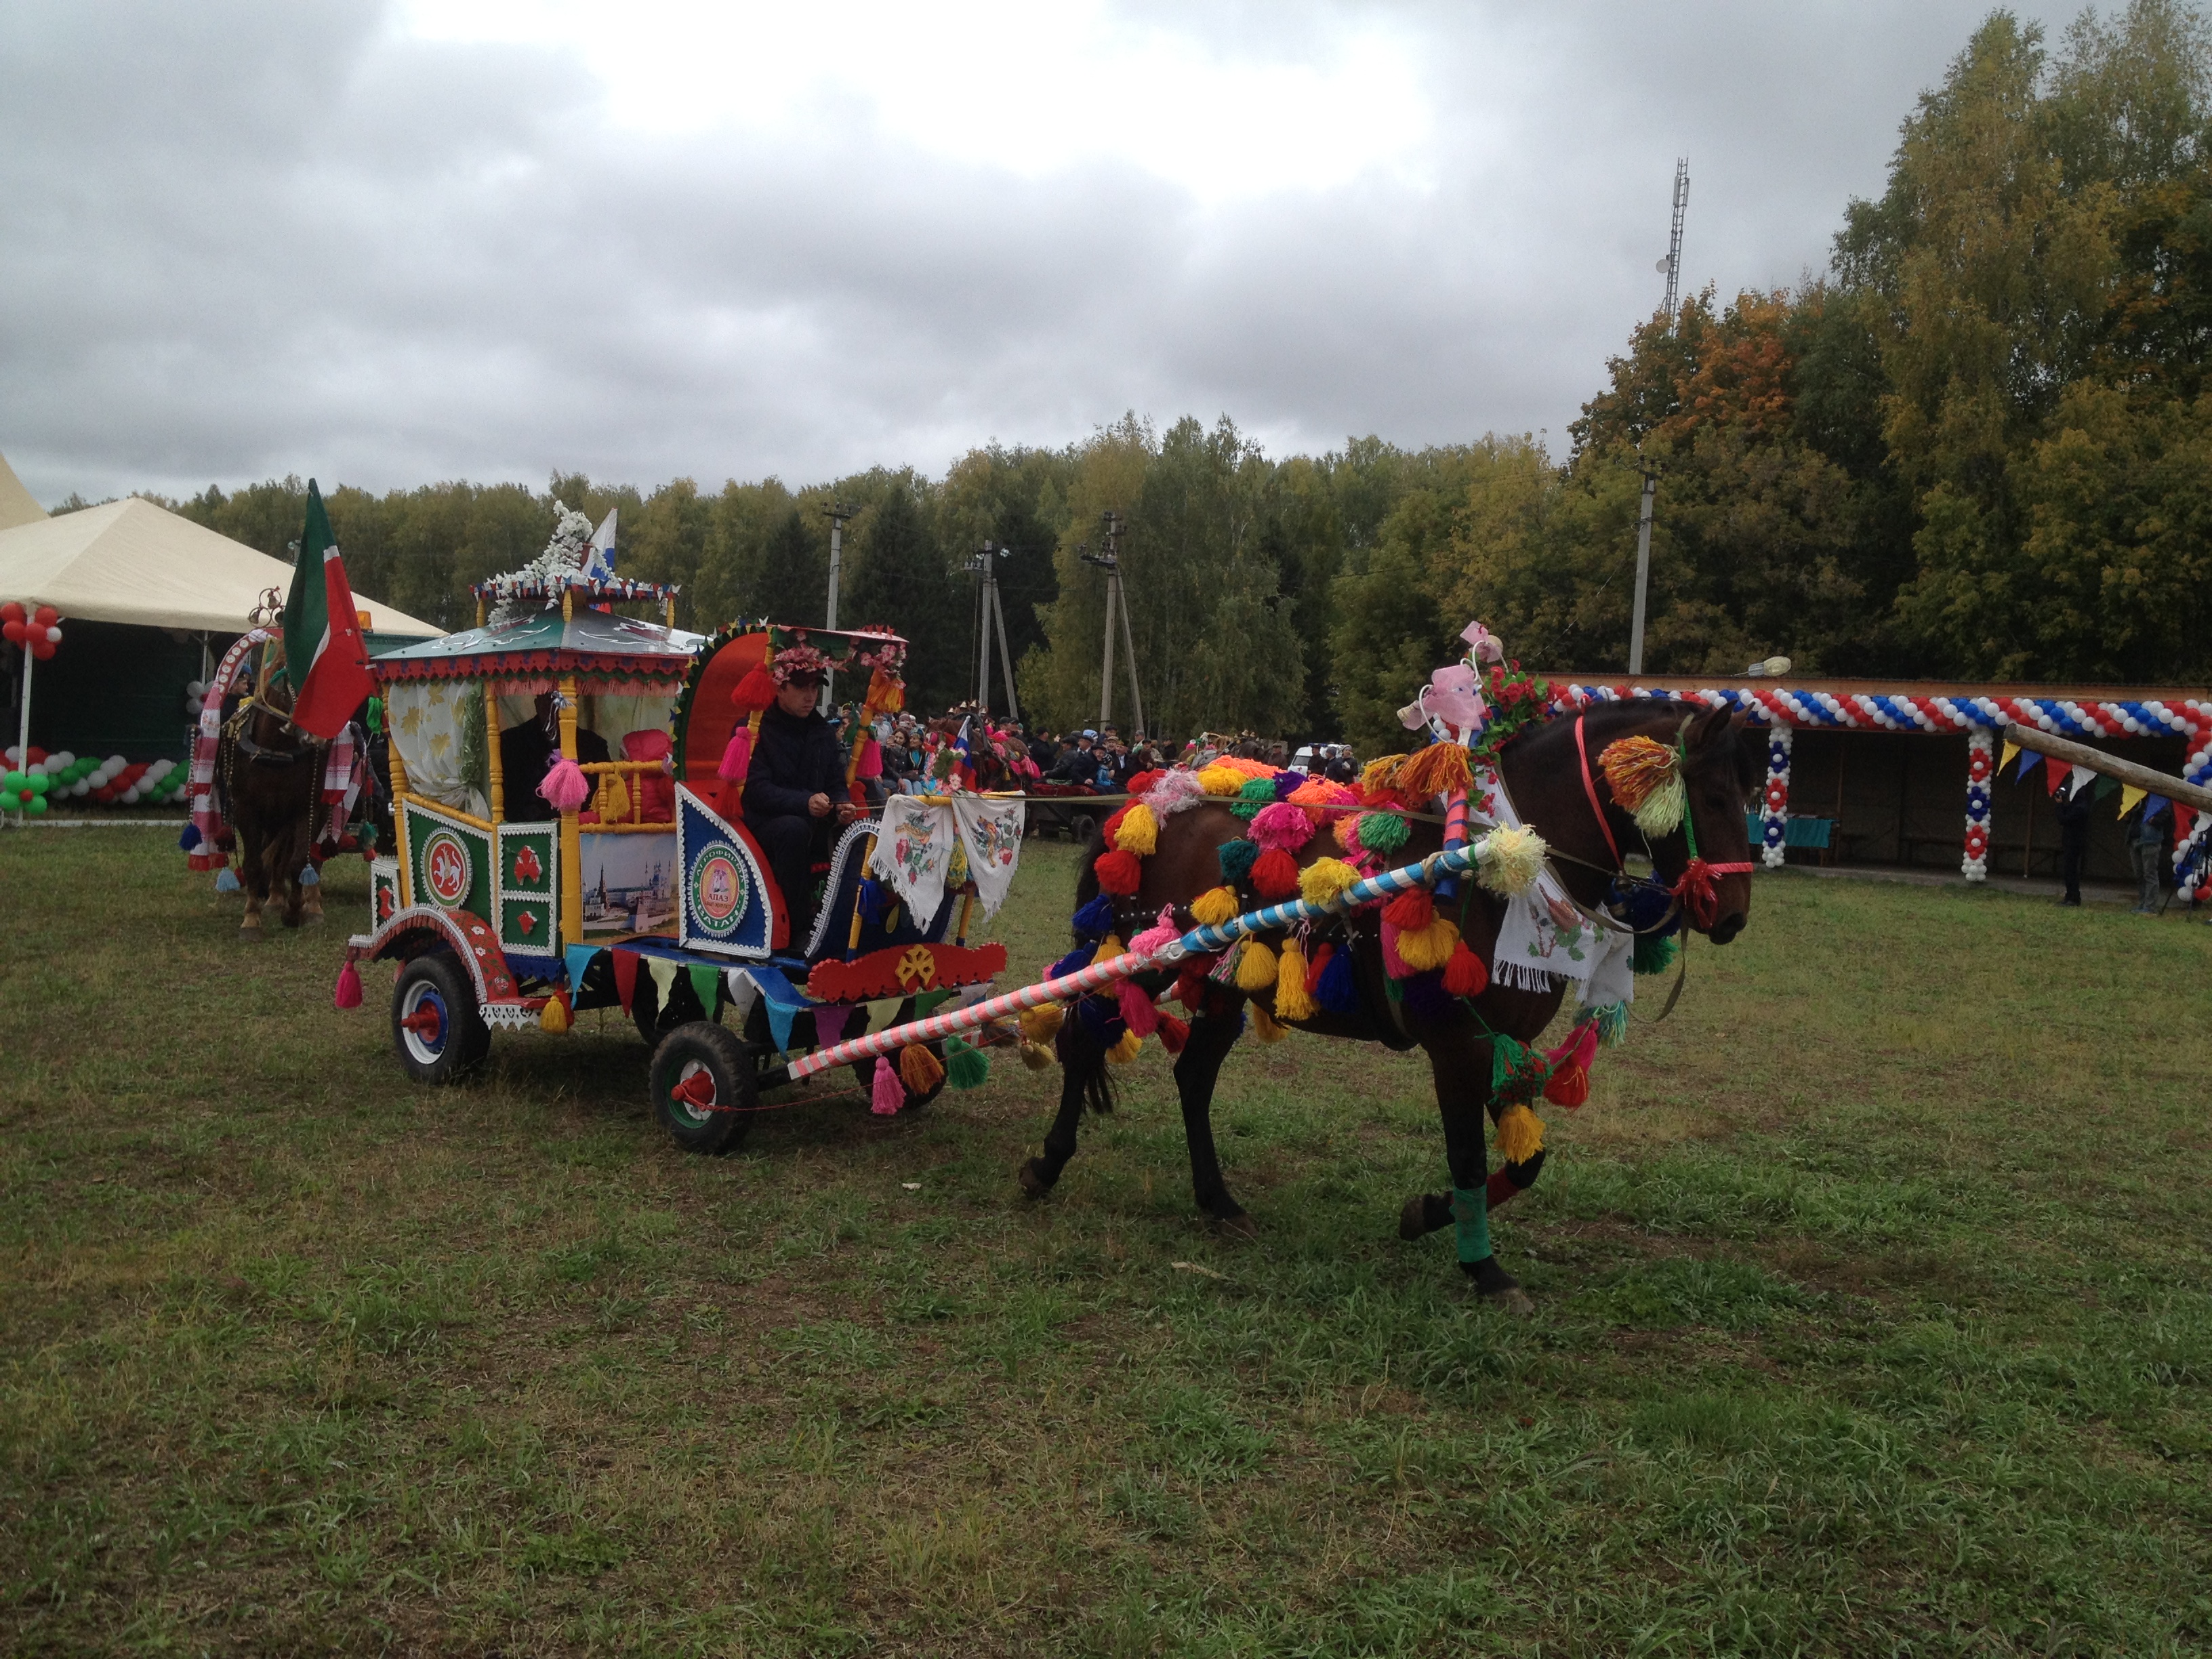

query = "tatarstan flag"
(282, 479), (376, 740)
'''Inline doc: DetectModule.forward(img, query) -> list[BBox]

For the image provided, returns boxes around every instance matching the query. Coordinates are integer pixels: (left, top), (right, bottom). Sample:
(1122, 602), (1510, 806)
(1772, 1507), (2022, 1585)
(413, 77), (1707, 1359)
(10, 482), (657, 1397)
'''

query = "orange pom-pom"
(1094, 849), (1145, 894)
(1250, 846), (1300, 900)
(1383, 888), (1435, 931)
(1442, 941), (1488, 998)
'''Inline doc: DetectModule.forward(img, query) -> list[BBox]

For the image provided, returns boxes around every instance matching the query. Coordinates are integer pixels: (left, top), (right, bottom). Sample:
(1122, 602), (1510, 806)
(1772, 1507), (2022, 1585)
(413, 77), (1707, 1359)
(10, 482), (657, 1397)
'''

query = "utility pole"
(822, 501), (855, 700)
(966, 542), (1021, 724)
(1631, 159), (1688, 676)
(1080, 511), (1142, 735)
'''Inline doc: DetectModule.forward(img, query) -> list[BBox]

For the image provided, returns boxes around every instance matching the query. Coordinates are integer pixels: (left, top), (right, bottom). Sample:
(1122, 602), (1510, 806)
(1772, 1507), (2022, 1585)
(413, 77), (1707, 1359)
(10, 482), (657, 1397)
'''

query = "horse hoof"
(1018, 1158), (1054, 1199)
(1211, 1209), (1258, 1242)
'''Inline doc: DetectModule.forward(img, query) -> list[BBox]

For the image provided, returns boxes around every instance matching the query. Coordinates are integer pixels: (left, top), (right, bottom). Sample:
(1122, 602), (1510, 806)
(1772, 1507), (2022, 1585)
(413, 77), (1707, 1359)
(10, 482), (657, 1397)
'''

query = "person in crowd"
(2055, 779), (2093, 906)
(1027, 726), (1057, 772)
(1048, 731), (1101, 785)
(1323, 754), (1357, 785)
(500, 691), (609, 823)
(741, 651), (858, 937)
(2128, 794), (2172, 914)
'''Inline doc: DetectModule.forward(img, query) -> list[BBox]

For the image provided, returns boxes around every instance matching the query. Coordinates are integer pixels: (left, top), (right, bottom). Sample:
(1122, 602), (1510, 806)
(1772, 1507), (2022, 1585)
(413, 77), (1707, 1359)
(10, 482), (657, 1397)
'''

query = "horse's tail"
(1055, 998), (1117, 1117)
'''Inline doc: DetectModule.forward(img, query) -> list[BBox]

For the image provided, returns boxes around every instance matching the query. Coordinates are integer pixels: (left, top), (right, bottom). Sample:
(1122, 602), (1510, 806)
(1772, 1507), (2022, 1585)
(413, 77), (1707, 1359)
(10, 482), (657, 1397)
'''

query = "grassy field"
(3, 828), (2210, 1656)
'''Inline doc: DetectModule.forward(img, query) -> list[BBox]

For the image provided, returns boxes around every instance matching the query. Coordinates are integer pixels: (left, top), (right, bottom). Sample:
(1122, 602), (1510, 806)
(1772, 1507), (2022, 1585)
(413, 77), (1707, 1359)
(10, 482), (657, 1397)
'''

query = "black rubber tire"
(649, 1021), (757, 1155)
(392, 951), (491, 1085)
(1067, 811), (1097, 846)
(853, 998), (947, 1110)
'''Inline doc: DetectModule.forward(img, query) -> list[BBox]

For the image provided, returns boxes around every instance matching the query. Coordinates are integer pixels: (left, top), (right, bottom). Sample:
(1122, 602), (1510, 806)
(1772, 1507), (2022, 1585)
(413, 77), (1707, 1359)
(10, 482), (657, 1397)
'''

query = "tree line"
(151, 2), (2212, 755)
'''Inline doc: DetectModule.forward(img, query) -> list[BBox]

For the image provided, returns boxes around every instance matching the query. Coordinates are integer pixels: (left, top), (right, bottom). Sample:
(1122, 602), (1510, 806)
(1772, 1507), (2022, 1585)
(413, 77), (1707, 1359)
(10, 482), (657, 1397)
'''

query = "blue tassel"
(1217, 838), (1259, 885)
(1070, 893), (1115, 938)
(214, 866), (240, 893)
(1402, 970), (1452, 1021)
(857, 878), (892, 924)
(1048, 945), (1092, 981)
(1316, 943), (1359, 1014)
(299, 864), (320, 886)
(1609, 874), (1677, 935)
(178, 823), (201, 852)
(1076, 996), (1126, 1046)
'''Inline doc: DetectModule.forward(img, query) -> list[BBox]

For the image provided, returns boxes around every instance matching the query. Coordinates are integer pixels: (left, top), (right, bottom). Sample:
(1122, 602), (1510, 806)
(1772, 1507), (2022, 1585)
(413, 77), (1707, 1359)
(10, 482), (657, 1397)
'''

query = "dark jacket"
(2054, 786), (2093, 848)
(742, 705), (846, 821)
(1048, 745), (1099, 784)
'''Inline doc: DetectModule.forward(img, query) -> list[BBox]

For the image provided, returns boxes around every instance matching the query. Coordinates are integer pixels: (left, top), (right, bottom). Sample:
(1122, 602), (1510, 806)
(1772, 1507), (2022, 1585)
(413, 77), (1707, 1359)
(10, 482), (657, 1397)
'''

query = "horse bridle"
(1571, 714), (1755, 931)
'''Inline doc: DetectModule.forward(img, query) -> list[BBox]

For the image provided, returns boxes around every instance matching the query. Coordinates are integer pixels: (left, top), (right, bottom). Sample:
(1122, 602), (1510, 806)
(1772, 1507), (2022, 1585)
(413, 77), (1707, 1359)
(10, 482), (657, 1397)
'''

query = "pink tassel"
(332, 959), (363, 1010)
(1249, 801), (1317, 852)
(871, 1057), (906, 1115)
(539, 758), (590, 813)
(855, 738), (882, 779)
(1117, 977), (1160, 1036)
(717, 727), (752, 782)
(1380, 922), (1412, 979)
(1128, 905), (1179, 957)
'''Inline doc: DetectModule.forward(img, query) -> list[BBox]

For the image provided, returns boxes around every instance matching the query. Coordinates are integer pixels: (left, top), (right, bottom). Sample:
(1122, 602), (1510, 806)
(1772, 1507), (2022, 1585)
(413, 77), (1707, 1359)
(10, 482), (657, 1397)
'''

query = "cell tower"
(1656, 157), (1689, 320)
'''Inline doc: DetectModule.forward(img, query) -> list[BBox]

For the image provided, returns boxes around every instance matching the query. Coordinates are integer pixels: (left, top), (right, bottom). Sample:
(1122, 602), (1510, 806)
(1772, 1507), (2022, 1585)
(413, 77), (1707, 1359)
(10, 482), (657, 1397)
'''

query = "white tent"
(0, 448), (49, 533)
(0, 494), (439, 636)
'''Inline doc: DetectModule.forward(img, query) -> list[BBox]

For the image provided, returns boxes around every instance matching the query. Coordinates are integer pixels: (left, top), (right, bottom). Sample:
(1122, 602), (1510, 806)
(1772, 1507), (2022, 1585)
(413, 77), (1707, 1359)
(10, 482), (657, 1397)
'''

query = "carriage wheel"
(1067, 811), (1097, 846)
(392, 953), (491, 1085)
(650, 1021), (756, 1155)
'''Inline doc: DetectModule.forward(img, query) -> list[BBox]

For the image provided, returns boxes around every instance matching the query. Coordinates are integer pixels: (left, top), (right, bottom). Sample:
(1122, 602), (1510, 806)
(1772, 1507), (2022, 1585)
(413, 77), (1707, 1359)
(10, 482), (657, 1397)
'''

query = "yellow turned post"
(386, 733), (413, 905)
(558, 673), (584, 946)
(484, 682), (504, 823)
(476, 594), (487, 628)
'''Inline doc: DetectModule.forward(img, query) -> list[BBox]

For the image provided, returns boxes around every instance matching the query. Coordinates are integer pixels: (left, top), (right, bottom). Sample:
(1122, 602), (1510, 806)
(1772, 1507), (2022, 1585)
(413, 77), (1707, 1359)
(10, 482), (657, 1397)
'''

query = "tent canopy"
(0, 448), (48, 532)
(0, 496), (440, 636)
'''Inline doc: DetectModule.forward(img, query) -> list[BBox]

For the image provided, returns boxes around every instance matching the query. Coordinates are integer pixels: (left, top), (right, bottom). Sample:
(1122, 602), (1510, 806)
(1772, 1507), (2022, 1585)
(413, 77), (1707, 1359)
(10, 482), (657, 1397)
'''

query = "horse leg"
(277, 815), (309, 928)
(1020, 1008), (1113, 1198)
(238, 821), (267, 941)
(1172, 1010), (1254, 1235)
(1412, 1037), (1530, 1309)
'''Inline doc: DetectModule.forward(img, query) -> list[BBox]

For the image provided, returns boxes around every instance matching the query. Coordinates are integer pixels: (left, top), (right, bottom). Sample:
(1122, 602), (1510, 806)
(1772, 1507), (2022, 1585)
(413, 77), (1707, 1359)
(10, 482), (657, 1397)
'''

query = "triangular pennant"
(2119, 784), (2147, 818)
(646, 958), (678, 1012)
(611, 948), (640, 1014)
(814, 1004), (851, 1048)
(2016, 747), (2041, 781)
(723, 967), (760, 1029)
(2092, 773), (2118, 800)
(565, 944), (598, 998)
(2043, 761), (2071, 796)
(688, 964), (720, 1012)
(2145, 794), (2169, 822)
(2001, 739), (2020, 773)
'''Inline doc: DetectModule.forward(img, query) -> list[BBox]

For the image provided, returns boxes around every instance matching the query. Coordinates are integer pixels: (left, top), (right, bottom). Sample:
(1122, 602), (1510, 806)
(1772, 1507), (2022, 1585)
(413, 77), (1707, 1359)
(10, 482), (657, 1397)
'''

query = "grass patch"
(3, 830), (2211, 1652)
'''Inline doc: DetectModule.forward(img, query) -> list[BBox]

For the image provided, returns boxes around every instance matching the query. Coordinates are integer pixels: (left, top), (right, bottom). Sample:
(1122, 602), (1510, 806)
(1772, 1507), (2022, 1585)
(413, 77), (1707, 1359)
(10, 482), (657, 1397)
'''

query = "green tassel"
(1356, 811), (1410, 857)
(1593, 1000), (1630, 1046)
(1633, 932), (1678, 976)
(1229, 777), (1277, 821)
(1490, 1032), (1550, 1104)
(944, 1035), (990, 1090)
(1217, 838), (1260, 885)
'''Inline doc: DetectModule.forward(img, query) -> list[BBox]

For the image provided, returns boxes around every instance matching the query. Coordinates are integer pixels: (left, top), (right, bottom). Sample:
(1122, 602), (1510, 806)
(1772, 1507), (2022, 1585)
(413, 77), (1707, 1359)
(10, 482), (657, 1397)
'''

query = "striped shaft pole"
(781, 842), (1482, 1082)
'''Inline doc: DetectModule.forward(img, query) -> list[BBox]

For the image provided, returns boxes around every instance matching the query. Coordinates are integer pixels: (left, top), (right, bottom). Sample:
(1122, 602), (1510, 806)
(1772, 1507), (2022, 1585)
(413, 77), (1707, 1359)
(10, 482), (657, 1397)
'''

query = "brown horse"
(215, 673), (326, 939)
(1019, 699), (1761, 1306)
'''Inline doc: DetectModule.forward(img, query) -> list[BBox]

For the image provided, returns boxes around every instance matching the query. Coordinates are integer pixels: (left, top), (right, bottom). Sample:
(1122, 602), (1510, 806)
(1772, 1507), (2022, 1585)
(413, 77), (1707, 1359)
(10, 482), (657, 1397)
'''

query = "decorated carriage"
(341, 569), (1021, 1151)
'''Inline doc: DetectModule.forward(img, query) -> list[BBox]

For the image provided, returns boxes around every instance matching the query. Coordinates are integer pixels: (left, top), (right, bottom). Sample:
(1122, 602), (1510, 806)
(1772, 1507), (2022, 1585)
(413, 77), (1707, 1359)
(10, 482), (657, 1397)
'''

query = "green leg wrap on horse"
(1451, 1185), (1491, 1265)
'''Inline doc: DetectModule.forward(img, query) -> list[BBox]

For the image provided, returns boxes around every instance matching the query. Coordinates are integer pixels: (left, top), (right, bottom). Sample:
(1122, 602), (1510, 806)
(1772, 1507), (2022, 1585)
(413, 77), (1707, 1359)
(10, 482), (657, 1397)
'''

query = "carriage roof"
(371, 597), (705, 684)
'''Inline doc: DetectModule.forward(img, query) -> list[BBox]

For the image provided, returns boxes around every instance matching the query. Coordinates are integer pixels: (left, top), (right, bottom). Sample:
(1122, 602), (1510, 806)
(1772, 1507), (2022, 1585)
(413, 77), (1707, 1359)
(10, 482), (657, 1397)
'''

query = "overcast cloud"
(0, 0), (2091, 505)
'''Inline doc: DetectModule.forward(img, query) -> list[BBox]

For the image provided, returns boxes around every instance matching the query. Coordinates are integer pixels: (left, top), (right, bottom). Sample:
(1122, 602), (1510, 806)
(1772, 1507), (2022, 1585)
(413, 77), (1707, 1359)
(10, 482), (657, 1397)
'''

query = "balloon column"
(1, 602), (61, 660)
(0, 747), (188, 808)
(1, 766), (49, 814)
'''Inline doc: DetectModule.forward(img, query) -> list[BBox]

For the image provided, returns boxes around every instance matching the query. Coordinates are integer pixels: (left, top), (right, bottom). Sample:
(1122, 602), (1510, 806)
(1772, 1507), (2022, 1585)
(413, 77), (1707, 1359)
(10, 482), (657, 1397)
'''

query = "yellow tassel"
(1235, 938), (1279, 991)
(1107, 1027), (1143, 1063)
(1597, 734), (1678, 813)
(1477, 825), (1548, 897)
(1197, 764), (1246, 796)
(1250, 1004), (1289, 1043)
(1191, 885), (1239, 926)
(1115, 800), (1160, 855)
(1631, 775), (1686, 839)
(1298, 856), (1361, 905)
(1019, 1003), (1064, 1044)
(1019, 1040), (1054, 1071)
(1273, 936), (1315, 1021)
(1394, 743), (1472, 799)
(1091, 933), (1125, 966)
(1495, 1103), (1545, 1164)
(899, 1042), (946, 1093)
(1359, 754), (1408, 796)
(1397, 916), (1460, 972)
(539, 993), (571, 1033)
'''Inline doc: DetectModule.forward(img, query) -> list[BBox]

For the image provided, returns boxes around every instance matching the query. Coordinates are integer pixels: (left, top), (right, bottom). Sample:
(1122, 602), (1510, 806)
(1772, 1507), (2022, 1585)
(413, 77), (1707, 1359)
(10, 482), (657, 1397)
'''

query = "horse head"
(1668, 702), (1762, 945)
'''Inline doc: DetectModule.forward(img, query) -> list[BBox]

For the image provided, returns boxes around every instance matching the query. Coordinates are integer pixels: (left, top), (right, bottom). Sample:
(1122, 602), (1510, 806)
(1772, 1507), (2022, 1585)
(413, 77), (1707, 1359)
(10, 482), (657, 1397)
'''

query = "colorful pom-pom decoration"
(1273, 936), (1316, 1021)
(332, 959), (363, 1010)
(1248, 801), (1317, 852)
(1117, 977), (1160, 1036)
(1217, 838), (1260, 885)
(1477, 825), (1547, 896)
(1115, 801), (1160, 855)
(1019, 1003), (1065, 1044)
(1354, 811), (1410, 857)
(1393, 743), (1472, 800)
(1107, 1027), (1144, 1063)
(1397, 916), (1460, 973)
(1495, 1103), (1545, 1163)
(1599, 734), (1686, 838)
(944, 1035), (991, 1090)
(872, 1056), (907, 1114)
(899, 1042), (946, 1094)
(1234, 939), (1279, 991)
(1191, 885), (1240, 926)
(1249, 846), (1301, 900)
(1442, 941), (1488, 998)
(1155, 1013), (1191, 1054)
(1090, 933), (1126, 966)
(1094, 848), (1145, 895)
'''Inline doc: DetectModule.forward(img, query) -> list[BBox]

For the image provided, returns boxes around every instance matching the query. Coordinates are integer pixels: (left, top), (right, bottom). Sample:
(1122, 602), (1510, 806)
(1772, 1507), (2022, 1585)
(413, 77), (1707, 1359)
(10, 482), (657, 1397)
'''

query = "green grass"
(3, 830), (2210, 1654)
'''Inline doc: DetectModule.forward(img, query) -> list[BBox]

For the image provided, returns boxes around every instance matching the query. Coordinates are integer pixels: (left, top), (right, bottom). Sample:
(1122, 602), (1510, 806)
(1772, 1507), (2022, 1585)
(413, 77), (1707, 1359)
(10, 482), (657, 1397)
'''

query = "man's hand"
(835, 800), (861, 824)
(807, 792), (832, 817)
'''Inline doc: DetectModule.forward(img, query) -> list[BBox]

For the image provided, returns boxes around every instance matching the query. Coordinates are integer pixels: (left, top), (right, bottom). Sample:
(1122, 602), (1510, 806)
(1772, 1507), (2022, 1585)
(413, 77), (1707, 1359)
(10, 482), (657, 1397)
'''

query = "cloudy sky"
(1, 0), (2090, 505)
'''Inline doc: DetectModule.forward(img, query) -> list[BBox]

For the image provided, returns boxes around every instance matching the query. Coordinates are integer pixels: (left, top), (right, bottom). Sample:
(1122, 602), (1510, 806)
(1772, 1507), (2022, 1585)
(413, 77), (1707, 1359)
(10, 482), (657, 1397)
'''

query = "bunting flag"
(2001, 739), (2021, 773)
(565, 944), (598, 997)
(2016, 747), (2041, 781)
(2043, 760), (2071, 796)
(2120, 783), (2147, 818)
